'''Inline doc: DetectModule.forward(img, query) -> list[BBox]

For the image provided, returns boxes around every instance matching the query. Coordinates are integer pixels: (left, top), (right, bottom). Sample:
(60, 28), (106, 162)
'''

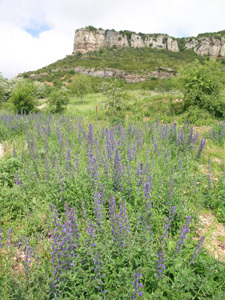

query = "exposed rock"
(30, 66), (176, 83)
(73, 27), (225, 58)
(72, 28), (179, 54)
(30, 73), (48, 79)
(185, 36), (222, 56)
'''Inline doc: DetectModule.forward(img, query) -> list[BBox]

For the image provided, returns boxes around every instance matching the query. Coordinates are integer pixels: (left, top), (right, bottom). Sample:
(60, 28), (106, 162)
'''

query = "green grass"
(23, 47), (206, 82)
(0, 90), (225, 299)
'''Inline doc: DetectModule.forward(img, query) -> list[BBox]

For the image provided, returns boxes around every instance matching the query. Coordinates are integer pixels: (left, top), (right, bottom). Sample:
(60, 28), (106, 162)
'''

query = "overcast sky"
(1, 0), (225, 79)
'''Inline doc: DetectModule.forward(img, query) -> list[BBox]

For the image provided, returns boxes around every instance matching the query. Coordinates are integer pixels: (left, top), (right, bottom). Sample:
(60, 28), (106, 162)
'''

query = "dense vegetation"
(0, 43), (225, 299)
(23, 46), (205, 79)
(0, 110), (224, 299)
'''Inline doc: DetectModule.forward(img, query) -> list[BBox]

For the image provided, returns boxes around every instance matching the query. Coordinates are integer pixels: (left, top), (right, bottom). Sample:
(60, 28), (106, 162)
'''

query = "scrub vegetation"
(0, 49), (225, 299)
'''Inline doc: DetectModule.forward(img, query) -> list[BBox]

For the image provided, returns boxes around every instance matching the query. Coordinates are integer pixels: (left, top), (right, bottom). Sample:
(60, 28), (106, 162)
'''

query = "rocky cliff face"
(184, 36), (225, 57)
(72, 28), (179, 54)
(72, 27), (225, 58)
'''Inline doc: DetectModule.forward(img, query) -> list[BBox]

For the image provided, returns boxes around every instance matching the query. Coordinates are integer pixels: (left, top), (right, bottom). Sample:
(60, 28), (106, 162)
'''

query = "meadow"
(0, 93), (225, 299)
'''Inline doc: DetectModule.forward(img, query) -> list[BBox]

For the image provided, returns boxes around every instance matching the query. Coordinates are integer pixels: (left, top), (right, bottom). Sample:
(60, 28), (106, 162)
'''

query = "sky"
(1, 0), (225, 79)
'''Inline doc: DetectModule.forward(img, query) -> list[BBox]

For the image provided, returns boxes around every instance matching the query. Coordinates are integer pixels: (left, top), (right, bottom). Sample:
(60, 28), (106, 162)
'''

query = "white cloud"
(1, 0), (225, 78)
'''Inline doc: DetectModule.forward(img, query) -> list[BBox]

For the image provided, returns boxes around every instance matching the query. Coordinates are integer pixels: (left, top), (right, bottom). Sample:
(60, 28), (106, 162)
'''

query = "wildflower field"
(0, 112), (224, 299)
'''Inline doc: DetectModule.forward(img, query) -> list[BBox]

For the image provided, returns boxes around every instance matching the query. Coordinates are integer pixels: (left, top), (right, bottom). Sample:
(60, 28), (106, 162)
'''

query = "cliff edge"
(72, 27), (225, 58)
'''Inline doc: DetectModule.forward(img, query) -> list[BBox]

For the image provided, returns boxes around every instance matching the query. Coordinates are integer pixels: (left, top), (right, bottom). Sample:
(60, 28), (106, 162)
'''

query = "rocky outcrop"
(29, 66), (176, 83)
(72, 27), (225, 58)
(184, 36), (225, 57)
(72, 28), (179, 54)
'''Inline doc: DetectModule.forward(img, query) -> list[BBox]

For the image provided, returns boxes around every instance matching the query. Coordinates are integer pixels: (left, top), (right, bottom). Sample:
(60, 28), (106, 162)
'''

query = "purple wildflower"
(6, 229), (13, 247)
(143, 181), (153, 234)
(50, 204), (80, 298)
(189, 236), (205, 264)
(109, 197), (130, 249)
(132, 271), (143, 298)
(176, 216), (191, 254)
(74, 152), (79, 173)
(197, 138), (206, 158)
(65, 148), (72, 175)
(23, 238), (33, 274)
(113, 149), (122, 192)
(94, 252), (106, 296)
(136, 162), (143, 186)
(161, 206), (176, 245)
(86, 220), (97, 248)
(94, 192), (104, 227)
(14, 173), (24, 189)
(156, 206), (176, 279)
(156, 251), (166, 279)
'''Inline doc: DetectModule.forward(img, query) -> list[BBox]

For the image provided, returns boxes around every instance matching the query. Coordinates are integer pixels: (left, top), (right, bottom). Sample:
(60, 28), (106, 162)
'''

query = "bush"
(178, 59), (225, 118)
(34, 81), (48, 99)
(0, 74), (6, 103)
(48, 87), (70, 113)
(10, 80), (37, 114)
(68, 74), (92, 103)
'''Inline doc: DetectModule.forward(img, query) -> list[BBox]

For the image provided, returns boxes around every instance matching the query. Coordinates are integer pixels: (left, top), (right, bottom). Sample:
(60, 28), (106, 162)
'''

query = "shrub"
(68, 74), (92, 103)
(0, 73), (6, 103)
(48, 87), (70, 113)
(178, 59), (225, 118)
(76, 51), (82, 57)
(10, 80), (37, 114)
(34, 81), (48, 99)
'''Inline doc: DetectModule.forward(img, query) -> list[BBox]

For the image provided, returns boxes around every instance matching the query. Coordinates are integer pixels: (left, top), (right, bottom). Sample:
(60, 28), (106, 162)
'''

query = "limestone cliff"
(72, 27), (225, 58)
(184, 36), (225, 57)
(72, 28), (179, 54)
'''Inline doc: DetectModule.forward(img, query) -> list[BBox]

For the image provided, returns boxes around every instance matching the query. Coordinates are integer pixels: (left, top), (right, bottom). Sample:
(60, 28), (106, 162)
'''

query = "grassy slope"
(23, 47), (205, 80)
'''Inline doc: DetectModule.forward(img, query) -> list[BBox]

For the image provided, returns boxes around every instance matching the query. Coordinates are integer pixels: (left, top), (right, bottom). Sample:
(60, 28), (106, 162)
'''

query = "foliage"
(101, 80), (130, 119)
(23, 47), (205, 83)
(208, 121), (225, 146)
(9, 80), (38, 114)
(34, 81), (49, 99)
(85, 25), (98, 32)
(178, 59), (225, 118)
(157, 78), (175, 94)
(197, 29), (225, 38)
(176, 38), (187, 52)
(0, 108), (225, 298)
(68, 73), (92, 102)
(47, 87), (70, 113)
(0, 73), (7, 103)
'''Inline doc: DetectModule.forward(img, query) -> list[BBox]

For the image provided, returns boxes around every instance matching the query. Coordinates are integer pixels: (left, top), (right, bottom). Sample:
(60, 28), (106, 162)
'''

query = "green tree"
(178, 59), (225, 117)
(10, 80), (37, 114)
(48, 87), (70, 113)
(101, 80), (130, 119)
(68, 74), (91, 103)
(34, 81), (49, 99)
(0, 73), (7, 103)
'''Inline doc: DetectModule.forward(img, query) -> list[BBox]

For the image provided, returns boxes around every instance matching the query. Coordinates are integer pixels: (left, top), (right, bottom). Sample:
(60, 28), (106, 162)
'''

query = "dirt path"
(198, 211), (225, 262)
(0, 143), (4, 159)
(37, 103), (47, 110)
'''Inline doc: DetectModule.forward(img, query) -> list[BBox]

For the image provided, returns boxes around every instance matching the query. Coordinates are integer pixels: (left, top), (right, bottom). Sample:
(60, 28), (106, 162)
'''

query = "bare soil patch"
(0, 143), (4, 159)
(198, 211), (225, 262)
(37, 103), (47, 110)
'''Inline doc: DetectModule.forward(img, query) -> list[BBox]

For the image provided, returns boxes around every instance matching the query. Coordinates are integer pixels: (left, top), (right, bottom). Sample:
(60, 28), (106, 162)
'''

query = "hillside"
(20, 26), (225, 86)
(22, 46), (206, 84)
